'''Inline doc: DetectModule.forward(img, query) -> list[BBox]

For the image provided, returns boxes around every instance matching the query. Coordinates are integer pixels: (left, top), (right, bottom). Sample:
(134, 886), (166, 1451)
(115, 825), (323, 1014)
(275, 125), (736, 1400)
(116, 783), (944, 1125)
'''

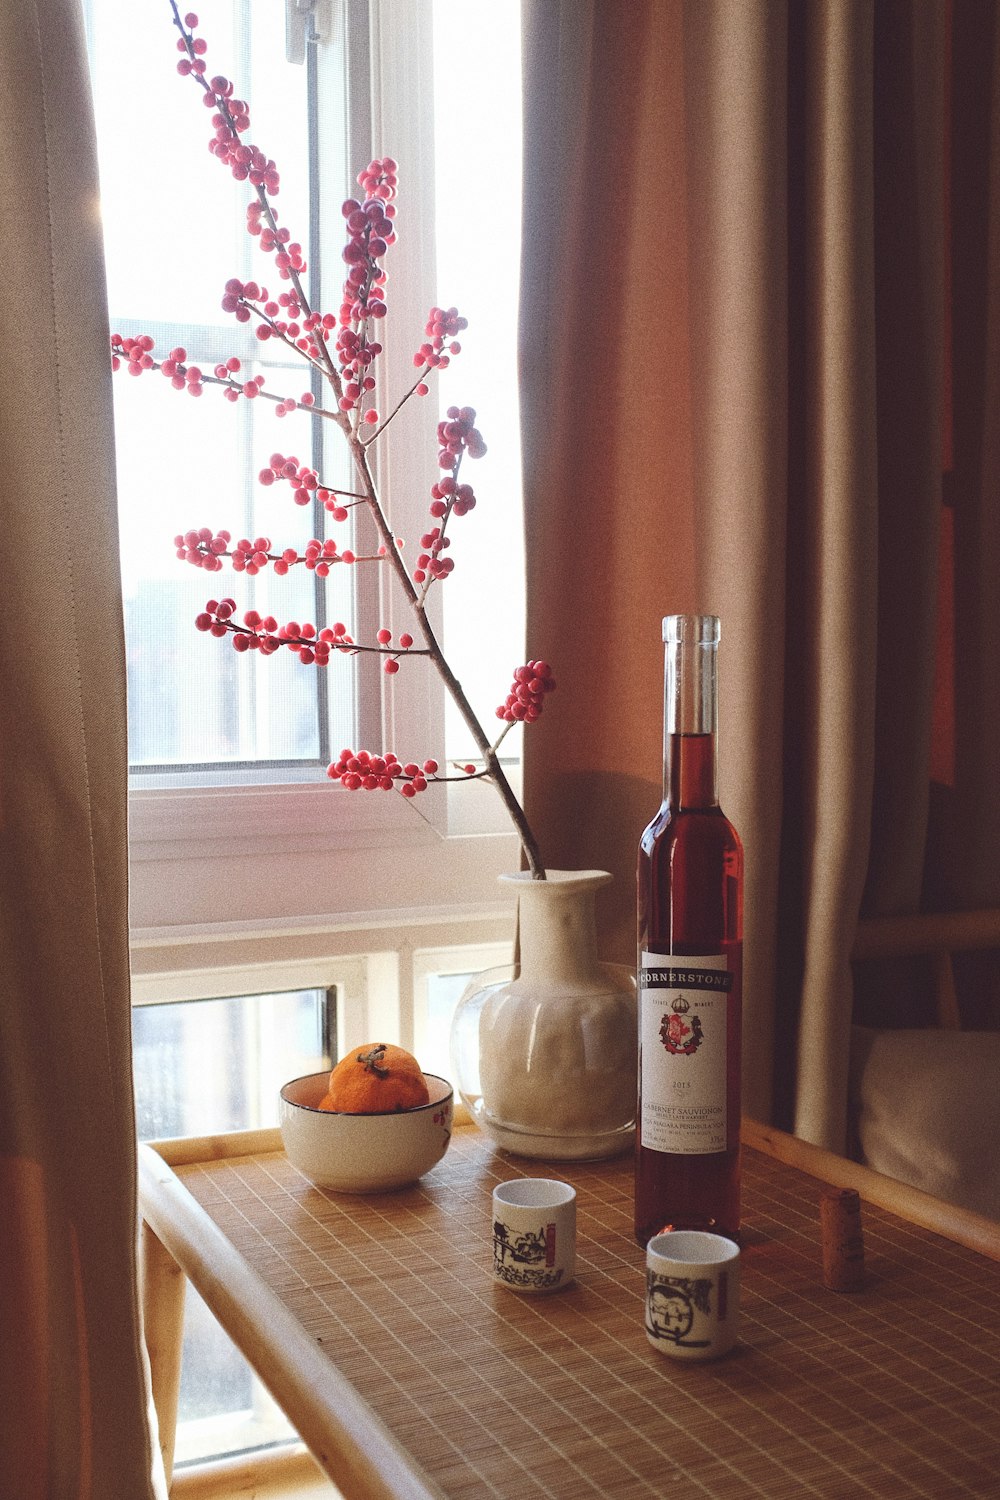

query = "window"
(87, 0), (526, 935)
(131, 987), (333, 1141)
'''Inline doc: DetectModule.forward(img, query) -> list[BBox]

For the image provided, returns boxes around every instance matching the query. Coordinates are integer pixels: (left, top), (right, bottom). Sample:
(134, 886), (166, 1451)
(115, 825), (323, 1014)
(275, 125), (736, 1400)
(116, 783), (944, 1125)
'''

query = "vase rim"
(498, 869), (613, 891)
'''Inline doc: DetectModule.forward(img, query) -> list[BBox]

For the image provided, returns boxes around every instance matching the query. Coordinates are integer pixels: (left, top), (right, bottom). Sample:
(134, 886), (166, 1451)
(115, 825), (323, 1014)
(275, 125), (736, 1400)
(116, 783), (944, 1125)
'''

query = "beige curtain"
(0, 2), (160, 1495)
(520, 0), (957, 1150)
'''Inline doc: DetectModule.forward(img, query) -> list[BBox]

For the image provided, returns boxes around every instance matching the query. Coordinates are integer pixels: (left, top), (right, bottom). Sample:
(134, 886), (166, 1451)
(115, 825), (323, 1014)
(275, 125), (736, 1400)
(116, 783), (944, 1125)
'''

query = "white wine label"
(640, 952), (731, 1154)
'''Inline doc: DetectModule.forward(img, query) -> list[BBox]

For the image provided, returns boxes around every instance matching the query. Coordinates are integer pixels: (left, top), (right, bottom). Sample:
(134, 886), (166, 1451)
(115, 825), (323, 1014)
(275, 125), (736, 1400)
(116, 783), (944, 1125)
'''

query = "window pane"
(87, 0), (355, 773)
(132, 988), (329, 1140)
(116, 367), (345, 767)
(174, 1288), (296, 1469)
(422, 971), (475, 1080)
(433, 1), (524, 765)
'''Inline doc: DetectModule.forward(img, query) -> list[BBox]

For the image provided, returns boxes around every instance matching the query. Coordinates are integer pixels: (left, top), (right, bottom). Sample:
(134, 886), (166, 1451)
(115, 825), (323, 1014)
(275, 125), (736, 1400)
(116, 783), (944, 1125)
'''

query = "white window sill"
(128, 762), (525, 936)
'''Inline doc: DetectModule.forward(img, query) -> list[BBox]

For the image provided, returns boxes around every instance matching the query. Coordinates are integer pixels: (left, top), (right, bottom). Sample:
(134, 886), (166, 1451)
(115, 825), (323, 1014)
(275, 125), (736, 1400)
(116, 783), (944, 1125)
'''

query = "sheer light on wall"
(433, 0), (525, 766)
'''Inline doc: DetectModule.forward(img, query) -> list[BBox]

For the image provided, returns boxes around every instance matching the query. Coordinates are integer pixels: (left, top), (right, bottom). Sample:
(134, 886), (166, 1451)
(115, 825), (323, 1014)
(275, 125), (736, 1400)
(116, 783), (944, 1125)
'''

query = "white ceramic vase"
(449, 870), (637, 1160)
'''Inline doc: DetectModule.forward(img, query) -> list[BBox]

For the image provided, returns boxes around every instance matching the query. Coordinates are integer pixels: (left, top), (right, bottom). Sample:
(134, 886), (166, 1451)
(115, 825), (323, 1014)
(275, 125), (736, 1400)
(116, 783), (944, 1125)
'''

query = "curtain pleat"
(680, 1), (790, 1124)
(0, 2), (160, 1494)
(520, 0), (956, 1151)
(783, 0), (882, 1148)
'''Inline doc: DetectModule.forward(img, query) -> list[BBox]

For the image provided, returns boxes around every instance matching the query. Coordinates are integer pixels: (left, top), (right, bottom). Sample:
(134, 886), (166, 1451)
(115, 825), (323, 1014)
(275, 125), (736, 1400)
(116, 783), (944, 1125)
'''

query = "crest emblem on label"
(660, 1001), (704, 1055)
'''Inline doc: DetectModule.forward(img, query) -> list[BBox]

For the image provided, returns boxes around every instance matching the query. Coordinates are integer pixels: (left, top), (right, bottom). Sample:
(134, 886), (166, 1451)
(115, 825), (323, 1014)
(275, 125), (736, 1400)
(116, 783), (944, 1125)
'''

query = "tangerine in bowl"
(279, 1043), (453, 1193)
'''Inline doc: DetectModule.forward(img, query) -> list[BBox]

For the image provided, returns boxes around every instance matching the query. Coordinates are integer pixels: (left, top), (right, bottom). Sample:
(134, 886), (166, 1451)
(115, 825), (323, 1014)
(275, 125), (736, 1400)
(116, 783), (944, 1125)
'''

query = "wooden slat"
(742, 1116), (1000, 1259)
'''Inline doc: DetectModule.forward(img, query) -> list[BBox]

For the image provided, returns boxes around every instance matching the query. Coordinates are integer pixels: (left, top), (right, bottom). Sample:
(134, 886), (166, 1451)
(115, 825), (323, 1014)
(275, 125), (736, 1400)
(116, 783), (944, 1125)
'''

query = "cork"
(820, 1186), (865, 1292)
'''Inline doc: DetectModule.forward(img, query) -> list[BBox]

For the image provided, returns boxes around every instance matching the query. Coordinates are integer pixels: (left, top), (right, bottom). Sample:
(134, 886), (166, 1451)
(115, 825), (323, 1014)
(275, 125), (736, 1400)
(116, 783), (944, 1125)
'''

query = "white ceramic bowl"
(279, 1070), (453, 1192)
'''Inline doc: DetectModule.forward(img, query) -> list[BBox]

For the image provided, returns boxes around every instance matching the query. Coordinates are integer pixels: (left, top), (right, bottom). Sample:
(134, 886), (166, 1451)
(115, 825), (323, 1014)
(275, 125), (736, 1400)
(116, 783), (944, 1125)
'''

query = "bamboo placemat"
(176, 1127), (1000, 1499)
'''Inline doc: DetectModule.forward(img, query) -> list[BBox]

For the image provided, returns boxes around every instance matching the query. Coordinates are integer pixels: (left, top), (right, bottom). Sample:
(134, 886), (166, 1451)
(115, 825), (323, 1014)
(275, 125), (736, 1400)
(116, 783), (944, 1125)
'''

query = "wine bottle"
(635, 615), (744, 1245)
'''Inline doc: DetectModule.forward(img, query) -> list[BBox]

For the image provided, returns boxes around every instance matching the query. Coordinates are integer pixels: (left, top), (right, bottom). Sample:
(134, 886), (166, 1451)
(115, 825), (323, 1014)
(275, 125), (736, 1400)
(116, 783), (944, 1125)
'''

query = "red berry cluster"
(413, 527), (453, 585)
(245, 206), (307, 284)
(112, 334), (154, 375)
(259, 453), (315, 502)
(110, 334), (281, 408)
(174, 12), (207, 74)
(221, 277), (259, 322)
(258, 454), (352, 522)
(176, 527), (230, 570)
(196, 601), (363, 665)
(413, 306), (468, 378)
(204, 74), (250, 136)
(497, 662), (556, 723)
(174, 13), (279, 194)
(336, 159), (399, 420)
(374, 626), (415, 675)
(195, 597), (246, 639)
(160, 347), (204, 393)
(221, 273), (326, 367)
(179, 534), (287, 576)
(438, 405), (487, 467)
(111, 336), (208, 397)
(335, 328), (381, 422)
(178, 532), (372, 578)
(212, 355), (243, 402)
(328, 750), (438, 798)
(231, 537), (278, 574)
(303, 538), (355, 576)
(356, 159), (399, 200)
(429, 474), (476, 520)
(409, 409), (484, 587)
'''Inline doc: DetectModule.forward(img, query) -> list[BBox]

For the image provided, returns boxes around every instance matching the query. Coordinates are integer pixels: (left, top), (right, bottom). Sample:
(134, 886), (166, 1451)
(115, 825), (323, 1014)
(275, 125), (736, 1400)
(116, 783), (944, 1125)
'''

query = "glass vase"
(449, 870), (637, 1160)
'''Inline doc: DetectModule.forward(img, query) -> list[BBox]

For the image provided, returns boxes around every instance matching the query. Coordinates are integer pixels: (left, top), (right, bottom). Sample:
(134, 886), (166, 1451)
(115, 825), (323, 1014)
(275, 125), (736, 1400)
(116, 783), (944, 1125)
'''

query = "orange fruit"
(321, 1042), (430, 1114)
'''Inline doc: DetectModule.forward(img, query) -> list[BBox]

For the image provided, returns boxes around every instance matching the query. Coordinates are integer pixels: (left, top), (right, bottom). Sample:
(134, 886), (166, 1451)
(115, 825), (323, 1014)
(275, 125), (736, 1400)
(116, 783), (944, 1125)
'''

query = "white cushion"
(849, 1025), (1000, 1220)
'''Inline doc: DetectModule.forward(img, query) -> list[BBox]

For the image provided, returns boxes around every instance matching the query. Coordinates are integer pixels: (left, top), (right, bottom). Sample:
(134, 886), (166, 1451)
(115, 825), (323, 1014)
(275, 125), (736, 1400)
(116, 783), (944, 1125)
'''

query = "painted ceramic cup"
(645, 1230), (740, 1360)
(492, 1178), (576, 1293)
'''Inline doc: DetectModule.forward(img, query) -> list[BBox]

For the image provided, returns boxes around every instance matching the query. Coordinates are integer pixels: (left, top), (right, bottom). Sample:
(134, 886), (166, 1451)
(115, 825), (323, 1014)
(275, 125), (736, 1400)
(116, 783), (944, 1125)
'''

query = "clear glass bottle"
(635, 615), (744, 1244)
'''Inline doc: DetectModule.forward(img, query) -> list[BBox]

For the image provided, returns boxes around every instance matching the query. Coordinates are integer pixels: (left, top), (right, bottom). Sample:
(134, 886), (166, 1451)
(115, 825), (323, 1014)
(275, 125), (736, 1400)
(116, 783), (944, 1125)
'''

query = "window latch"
(285, 0), (332, 65)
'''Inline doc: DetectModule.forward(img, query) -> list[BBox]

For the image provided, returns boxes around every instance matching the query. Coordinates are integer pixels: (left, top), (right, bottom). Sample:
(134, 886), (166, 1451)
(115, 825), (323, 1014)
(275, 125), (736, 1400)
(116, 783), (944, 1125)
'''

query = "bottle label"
(640, 952), (731, 1154)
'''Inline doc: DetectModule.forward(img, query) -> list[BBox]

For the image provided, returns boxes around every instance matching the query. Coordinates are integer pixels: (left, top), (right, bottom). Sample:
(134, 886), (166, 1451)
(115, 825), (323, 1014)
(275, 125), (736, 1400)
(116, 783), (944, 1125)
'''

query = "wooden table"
(139, 1120), (1000, 1500)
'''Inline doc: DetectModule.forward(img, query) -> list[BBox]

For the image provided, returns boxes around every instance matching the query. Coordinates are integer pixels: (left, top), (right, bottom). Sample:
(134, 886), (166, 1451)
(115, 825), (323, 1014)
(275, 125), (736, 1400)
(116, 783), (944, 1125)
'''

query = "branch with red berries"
(111, 3), (553, 878)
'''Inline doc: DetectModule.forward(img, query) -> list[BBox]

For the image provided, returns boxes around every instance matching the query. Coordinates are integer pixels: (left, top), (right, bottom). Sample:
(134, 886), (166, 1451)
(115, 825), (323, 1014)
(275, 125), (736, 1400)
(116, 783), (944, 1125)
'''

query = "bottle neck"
(663, 626), (719, 809)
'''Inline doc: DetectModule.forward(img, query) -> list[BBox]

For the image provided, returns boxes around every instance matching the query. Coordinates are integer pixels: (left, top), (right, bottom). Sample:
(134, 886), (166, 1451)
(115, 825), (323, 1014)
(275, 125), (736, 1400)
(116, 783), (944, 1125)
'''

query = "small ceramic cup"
(492, 1178), (576, 1293)
(645, 1230), (740, 1360)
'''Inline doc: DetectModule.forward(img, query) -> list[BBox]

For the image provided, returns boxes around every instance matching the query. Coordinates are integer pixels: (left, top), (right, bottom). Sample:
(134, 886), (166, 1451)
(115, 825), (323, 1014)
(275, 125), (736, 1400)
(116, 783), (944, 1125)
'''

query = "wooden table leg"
(141, 1220), (186, 1489)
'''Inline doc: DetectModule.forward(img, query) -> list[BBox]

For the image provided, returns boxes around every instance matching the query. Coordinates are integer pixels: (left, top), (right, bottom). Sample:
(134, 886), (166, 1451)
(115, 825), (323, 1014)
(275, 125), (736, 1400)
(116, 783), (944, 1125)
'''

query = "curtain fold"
(520, 0), (958, 1151)
(680, 1), (790, 1128)
(0, 2), (160, 1494)
(783, 0), (883, 1149)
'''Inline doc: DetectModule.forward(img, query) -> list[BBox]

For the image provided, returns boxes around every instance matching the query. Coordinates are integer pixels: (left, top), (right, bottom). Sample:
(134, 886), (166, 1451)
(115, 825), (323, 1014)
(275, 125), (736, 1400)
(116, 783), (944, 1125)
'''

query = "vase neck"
(510, 873), (609, 984)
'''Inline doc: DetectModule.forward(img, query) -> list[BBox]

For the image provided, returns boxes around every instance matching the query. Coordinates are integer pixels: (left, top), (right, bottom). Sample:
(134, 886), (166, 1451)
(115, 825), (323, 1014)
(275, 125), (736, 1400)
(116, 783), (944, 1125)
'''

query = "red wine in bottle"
(635, 615), (744, 1245)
